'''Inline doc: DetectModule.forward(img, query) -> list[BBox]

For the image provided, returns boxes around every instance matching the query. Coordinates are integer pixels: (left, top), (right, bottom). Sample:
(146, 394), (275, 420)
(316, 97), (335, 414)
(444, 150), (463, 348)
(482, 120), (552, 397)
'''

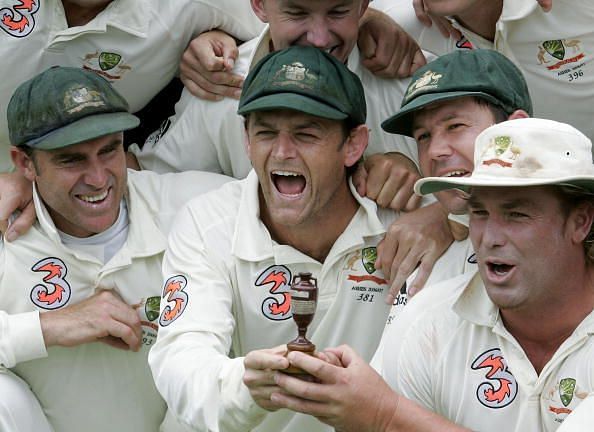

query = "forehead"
(468, 185), (561, 208)
(272, 0), (359, 10)
(412, 96), (493, 129)
(38, 133), (123, 158)
(249, 109), (343, 129)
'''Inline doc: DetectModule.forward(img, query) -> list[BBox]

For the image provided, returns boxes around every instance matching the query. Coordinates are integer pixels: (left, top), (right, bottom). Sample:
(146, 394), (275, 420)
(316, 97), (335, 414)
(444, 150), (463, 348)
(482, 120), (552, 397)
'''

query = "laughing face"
(23, 133), (127, 237)
(412, 97), (496, 214)
(468, 186), (577, 312)
(246, 110), (362, 234)
(251, 0), (368, 63)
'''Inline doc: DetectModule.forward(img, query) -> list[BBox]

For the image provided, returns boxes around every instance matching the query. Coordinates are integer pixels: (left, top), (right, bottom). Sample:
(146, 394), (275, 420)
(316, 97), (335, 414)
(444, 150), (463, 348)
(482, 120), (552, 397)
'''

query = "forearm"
(382, 395), (470, 432)
(149, 336), (266, 431)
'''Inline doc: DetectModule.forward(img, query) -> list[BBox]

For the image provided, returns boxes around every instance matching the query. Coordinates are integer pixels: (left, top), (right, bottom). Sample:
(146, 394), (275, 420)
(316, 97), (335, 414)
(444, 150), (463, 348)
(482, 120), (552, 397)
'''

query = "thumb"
(221, 40), (239, 71)
(358, 30), (376, 59)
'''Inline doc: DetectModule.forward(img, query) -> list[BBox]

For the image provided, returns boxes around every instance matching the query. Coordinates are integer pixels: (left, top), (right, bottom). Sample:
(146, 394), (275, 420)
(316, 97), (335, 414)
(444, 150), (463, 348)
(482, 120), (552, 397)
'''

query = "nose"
(427, 131), (455, 160)
(306, 19), (332, 48)
(477, 215), (507, 250)
(84, 161), (109, 189)
(272, 132), (297, 160)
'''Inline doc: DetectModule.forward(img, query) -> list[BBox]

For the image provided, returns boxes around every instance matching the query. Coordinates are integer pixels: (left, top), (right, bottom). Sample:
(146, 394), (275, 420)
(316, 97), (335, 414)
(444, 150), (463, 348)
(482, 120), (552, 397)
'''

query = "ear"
(567, 202), (594, 245)
(507, 109), (530, 121)
(11, 146), (37, 182)
(251, 0), (268, 23)
(343, 124), (368, 168)
(243, 116), (253, 161)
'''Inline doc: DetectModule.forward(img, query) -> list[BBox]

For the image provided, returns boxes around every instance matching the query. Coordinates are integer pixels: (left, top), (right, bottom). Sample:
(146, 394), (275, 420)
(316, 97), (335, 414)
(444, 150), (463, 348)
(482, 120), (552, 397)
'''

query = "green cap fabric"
(381, 49), (533, 136)
(8, 66), (139, 149)
(238, 45), (366, 125)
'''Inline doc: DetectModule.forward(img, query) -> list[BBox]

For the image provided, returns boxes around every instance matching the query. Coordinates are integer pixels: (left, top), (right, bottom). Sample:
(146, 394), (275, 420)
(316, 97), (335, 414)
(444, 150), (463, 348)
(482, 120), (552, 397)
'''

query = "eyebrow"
(468, 195), (537, 210)
(50, 136), (123, 163)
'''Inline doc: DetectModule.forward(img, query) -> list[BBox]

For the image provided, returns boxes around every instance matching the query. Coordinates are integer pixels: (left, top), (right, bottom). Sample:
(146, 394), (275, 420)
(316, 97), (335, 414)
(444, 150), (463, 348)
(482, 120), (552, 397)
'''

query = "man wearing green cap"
(148, 45), (438, 432)
(365, 49), (532, 367)
(269, 118), (594, 432)
(0, 66), (230, 431)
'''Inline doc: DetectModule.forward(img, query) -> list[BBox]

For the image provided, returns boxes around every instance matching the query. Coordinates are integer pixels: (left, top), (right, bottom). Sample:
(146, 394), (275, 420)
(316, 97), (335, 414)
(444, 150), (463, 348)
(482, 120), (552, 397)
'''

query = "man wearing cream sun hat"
(269, 118), (594, 432)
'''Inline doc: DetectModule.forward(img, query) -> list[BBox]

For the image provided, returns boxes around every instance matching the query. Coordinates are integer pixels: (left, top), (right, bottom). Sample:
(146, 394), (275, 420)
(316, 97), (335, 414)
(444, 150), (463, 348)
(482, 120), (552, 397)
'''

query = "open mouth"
(272, 171), (306, 197)
(488, 262), (514, 275)
(76, 188), (110, 204)
(442, 169), (470, 178)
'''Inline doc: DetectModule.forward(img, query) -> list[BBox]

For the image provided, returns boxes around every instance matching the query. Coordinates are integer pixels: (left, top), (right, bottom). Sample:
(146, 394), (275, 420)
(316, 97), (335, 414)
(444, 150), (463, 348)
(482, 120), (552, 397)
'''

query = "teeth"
(79, 189), (108, 203)
(443, 170), (467, 177)
(273, 171), (301, 177)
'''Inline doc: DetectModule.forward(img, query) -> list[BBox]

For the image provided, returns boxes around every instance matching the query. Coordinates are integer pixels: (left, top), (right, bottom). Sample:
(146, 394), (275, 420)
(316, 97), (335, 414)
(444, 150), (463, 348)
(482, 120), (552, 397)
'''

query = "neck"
(501, 267), (594, 374)
(62, 1), (110, 27)
(262, 182), (359, 263)
(454, 0), (503, 41)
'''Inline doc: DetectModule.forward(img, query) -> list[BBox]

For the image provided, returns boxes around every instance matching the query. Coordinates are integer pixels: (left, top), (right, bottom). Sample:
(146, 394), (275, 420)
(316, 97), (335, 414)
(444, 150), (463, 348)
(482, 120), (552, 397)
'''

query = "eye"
(508, 211), (528, 219)
(415, 131), (430, 143)
(328, 8), (350, 18)
(447, 123), (464, 131)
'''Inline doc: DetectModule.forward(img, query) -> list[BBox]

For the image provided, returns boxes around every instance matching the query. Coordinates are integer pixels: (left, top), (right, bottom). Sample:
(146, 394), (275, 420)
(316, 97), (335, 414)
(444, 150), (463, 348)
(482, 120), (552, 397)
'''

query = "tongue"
(275, 175), (305, 195)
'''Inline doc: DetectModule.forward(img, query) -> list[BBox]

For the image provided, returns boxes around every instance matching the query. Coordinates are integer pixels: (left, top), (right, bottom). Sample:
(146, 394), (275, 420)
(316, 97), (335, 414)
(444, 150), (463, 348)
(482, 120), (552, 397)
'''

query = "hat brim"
(237, 92), (348, 121)
(415, 175), (594, 196)
(28, 112), (140, 150)
(381, 91), (506, 137)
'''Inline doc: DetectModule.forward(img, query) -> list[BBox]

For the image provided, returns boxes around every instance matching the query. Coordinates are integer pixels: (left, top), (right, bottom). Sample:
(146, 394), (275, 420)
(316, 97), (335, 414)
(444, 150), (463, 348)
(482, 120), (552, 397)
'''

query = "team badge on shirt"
(545, 377), (588, 423)
(256, 265), (292, 321)
(0, 0), (40, 38)
(159, 275), (188, 326)
(471, 348), (518, 409)
(82, 50), (132, 81)
(30, 257), (72, 310)
(536, 39), (587, 82)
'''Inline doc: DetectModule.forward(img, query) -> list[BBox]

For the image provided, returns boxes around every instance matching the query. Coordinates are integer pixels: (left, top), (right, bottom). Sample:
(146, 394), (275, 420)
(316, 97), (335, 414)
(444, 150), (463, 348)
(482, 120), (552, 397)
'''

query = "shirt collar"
(500, 0), (539, 21)
(452, 271), (500, 327)
(53, 0), (148, 41)
(32, 174), (165, 264)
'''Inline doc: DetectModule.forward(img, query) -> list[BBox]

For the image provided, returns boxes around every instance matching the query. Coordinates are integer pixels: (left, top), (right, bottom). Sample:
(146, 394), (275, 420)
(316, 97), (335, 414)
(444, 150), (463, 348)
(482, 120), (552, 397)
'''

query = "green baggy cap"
(8, 66), (139, 149)
(238, 45), (366, 125)
(381, 49), (533, 137)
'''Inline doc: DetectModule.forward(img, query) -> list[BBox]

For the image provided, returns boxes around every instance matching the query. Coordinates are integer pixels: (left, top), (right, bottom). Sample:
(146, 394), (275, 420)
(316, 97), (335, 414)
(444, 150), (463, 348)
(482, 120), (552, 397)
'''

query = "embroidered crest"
(405, 70), (443, 101)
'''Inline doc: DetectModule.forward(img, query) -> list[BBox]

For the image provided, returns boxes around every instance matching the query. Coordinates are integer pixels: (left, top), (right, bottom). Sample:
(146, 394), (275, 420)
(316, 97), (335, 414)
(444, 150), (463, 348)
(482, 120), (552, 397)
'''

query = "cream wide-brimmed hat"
(415, 118), (594, 195)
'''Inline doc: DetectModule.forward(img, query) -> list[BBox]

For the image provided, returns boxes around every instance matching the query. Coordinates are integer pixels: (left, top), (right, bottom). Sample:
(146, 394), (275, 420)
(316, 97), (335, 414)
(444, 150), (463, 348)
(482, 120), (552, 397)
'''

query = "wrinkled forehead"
(271, 0), (364, 10)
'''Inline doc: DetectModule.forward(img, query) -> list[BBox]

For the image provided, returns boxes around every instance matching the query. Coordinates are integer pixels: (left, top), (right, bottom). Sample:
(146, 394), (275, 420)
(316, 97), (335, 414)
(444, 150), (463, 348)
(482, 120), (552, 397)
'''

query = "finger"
(100, 335), (132, 351)
(387, 247), (421, 302)
(286, 351), (336, 384)
(407, 254), (436, 297)
(538, 0), (552, 12)
(352, 164), (368, 197)
(105, 319), (142, 351)
(180, 76), (223, 101)
(413, 0), (433, 27)
(5, 200), (35, 242)
(245, 350), (289, 371)
(402, 193), (422, 212)
(220, 40), (239, 71)
(409, 49), (428, 76)
(270, 390), (328, 417)
(357, 29), (377, 59)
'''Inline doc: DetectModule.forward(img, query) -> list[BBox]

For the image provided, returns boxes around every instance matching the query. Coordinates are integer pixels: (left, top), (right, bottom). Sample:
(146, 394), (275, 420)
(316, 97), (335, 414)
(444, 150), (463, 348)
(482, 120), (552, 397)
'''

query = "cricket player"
(0, 66), (230, 431)
(269, 118), (594, 432)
